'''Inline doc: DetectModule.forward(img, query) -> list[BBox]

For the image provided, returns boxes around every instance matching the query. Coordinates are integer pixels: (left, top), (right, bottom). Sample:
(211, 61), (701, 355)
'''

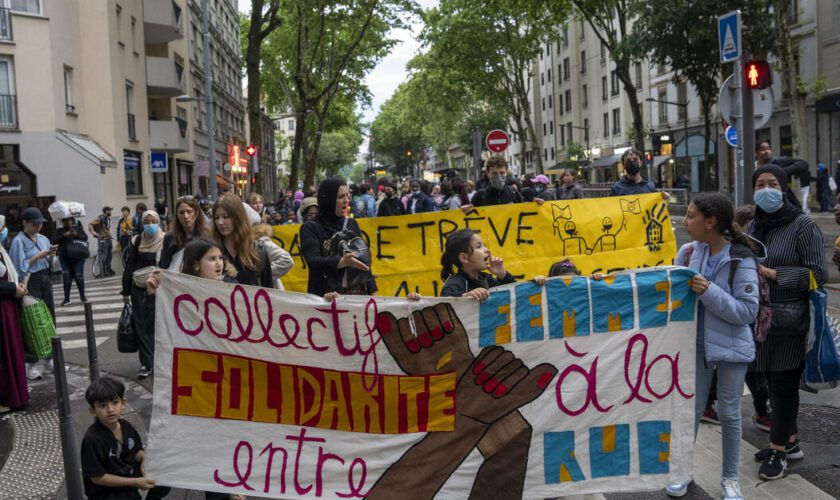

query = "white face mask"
(490, 175), (506, 189)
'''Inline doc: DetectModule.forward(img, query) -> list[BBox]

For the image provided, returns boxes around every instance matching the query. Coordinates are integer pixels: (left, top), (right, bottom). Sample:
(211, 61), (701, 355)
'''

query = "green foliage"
(318, 126), (364, 177)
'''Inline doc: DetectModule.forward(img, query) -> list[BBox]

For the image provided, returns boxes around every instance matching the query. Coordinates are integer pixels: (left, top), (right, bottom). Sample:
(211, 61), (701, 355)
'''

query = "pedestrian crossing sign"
(718, 11), (741, 63)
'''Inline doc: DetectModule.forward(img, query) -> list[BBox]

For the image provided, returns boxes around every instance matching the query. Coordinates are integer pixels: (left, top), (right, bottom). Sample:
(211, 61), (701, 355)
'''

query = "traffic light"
(745, 60), (772, 90)
(645, 151), (653, 167)
(251, 176), (256, 185)
(245, 145), (257, 157)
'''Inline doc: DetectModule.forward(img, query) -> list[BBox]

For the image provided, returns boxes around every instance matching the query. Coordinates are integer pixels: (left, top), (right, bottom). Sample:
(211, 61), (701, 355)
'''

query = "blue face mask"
(754, 187), (784, 213)
(143, 223), (159, 236)
(0, 228), (7, 242)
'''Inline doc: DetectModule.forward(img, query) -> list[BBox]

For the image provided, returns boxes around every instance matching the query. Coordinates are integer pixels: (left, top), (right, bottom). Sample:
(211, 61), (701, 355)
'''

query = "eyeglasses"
(177, 195), (195, 202)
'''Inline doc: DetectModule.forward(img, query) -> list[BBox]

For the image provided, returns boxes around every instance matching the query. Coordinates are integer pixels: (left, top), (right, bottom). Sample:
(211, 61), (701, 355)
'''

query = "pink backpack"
(681, 244), (772, 342)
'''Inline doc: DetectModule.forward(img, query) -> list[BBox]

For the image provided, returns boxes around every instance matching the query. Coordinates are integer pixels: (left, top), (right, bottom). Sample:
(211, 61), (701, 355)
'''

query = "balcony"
(0, 8), (12, 41)
(150, 118), (188, 152)
(0, 94), (17, 129)
(143, 0), (183, 44)
(146, 56), (184, 97)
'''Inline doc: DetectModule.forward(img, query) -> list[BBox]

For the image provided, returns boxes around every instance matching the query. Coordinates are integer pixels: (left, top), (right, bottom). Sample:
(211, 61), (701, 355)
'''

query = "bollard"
(84, 302), (99, 381)
(52, 337), (85, 499)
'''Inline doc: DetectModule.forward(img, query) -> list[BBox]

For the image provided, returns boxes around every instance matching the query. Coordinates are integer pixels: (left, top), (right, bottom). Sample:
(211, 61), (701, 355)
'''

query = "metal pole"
(733, 59), (744, 207)
(472, 130), (482, 181)
(84, 302), (99, 381)
(683, 106), (689, 190)
(202, 0), (217, 200)
(52, 338), (85, 499)
(741, 55), (756, 204)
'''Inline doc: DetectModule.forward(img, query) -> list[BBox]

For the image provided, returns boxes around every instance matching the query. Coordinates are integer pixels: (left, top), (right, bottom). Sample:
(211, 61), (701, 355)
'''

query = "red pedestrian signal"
(745, 60), (772, 90)
(245, 145), (257, 157)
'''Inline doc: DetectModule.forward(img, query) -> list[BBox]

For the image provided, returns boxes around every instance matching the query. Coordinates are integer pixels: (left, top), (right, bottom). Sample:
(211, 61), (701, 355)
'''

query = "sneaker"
(26, 364), (42, 381)
(721, 479), (743, 500)
(137, 366), (152, 379)
(754, 415), (771, 432)
(701, 407), (720, 425)
(754, 440), (803, 462)
(80, 297), (89, 304)
(665, 480), (691, 497)
(759, 449), (787, 480)
(60, 300), (71, 307)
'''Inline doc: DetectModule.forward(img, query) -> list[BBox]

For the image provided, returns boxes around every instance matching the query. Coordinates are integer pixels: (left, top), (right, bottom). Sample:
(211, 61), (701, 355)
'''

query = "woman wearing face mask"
(121, 210), (165, 379)
(52, 216), (89, 306)
(300, 177), (377, 297)
(747, 164), (827, 481)
(0, 215), (29, 414)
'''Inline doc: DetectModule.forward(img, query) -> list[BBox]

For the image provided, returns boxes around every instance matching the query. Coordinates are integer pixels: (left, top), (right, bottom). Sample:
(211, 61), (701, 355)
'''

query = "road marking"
(60, 336), (109, 349)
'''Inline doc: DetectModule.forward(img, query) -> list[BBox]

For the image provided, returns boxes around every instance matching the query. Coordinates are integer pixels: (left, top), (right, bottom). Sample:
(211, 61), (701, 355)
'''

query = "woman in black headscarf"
(299, 177), (377, 296)
(747, 163), (827, 481)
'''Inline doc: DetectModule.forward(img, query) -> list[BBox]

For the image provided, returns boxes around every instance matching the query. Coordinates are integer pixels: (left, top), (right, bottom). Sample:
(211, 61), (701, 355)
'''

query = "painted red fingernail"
(430, 326), (443, 340)
(537, 371), (554, 389)
(493, 383), (509, 397)
(472, 362), (485, 375)
(442, 320), (453, 331)
(406, 338), (420, 353)
(475, 371), (490, 384)
(376, 315), (392, 335)
(484, 377), (499, 392)
(418, 332), (433, 348)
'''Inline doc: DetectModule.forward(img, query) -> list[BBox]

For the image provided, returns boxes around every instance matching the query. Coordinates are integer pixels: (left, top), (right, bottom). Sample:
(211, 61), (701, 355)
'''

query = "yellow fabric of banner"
(272, 193), (677, 296)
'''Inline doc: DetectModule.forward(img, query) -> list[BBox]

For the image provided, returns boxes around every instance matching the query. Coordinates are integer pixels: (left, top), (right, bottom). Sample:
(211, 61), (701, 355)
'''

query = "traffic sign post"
(150, 151), (168, 173)
(718, 11), (741, 63)
(485, 129), (510, 153)
(725, 126), (738, 148)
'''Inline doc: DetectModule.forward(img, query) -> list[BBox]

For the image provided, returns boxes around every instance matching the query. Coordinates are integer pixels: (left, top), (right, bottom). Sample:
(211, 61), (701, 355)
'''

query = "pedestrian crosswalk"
(52, 275), (124, 350)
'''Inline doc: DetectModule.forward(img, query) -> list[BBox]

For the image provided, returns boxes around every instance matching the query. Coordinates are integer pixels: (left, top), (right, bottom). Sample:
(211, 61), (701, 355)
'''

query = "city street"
(0, 211), (838, 498)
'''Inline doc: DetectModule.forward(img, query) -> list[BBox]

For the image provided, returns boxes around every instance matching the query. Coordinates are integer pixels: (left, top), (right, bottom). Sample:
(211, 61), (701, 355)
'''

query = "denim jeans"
(59, 257), (85, 302)
(694, 352), (748, 480)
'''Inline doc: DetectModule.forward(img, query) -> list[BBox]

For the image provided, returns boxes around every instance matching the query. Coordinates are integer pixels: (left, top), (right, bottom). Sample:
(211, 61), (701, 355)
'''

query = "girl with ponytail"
(666, 193), (762, 500)
(439, 228), (517, 301)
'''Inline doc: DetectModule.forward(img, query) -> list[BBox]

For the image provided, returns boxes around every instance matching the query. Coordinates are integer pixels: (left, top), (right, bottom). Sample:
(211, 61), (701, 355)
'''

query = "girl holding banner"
(670, 193), (762, 500)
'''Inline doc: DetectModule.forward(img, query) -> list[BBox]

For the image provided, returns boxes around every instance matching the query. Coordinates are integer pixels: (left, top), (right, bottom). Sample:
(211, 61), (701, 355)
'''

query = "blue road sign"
(150, 151), (168, 173)
(725, 126), (738, 148)
(718, 11), (741, 63)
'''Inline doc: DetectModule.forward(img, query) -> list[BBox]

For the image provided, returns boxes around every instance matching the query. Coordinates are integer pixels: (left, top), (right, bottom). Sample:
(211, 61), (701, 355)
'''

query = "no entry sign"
(485, 129), (510, 153)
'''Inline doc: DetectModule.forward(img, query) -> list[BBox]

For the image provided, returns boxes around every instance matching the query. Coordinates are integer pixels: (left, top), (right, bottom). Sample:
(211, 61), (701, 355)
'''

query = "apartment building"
(273, 108), (295, 184)
(0, 0), (155, 232)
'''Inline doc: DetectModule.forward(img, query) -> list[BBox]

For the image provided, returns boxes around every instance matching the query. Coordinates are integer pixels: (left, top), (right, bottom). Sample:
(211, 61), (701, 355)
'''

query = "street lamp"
(647, 97), (689, 184)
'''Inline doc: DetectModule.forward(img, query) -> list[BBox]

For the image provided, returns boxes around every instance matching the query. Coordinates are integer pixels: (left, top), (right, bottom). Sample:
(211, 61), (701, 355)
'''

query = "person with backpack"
(300, 177), (377, 297)
(120, 210), (164, 379)
(354, 184), (376, 218)
(747, 164), (827, 481)
(666, 193), (762, 500)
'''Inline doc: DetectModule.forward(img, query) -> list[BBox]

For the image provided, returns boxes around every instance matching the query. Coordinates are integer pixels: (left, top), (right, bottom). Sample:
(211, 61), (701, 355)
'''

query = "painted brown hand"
(376, 303), (475, 379)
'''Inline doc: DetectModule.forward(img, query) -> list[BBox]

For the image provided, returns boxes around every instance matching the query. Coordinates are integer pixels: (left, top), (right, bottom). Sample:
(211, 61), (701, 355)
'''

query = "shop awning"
(56, 130), (117, 171)
(589, 154), (621, 168)
(652, 155), (671, 167)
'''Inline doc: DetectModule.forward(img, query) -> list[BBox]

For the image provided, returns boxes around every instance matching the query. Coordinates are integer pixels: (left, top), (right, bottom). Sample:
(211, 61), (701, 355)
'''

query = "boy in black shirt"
(81, 377), (168, 499)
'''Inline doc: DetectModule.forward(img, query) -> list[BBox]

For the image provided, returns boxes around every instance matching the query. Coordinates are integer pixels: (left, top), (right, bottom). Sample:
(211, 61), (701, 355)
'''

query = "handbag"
(769, 300), (809, 335)
(324, 218), (374, 293)
(20, 294), (56, 359)
(116, 302), (138, 353)
(65, 222), (90, 260)
(802, 275), (840, 390)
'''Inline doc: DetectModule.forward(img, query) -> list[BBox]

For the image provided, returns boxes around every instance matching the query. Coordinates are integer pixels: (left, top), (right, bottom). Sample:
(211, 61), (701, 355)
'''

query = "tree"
(262, 0), (407, 189)
(772, 0), (811, 159)
(629, 0), (775, 191)
(370, 82), (427, 178)
(421, 0), (573, 174)
(242, 1), (282, 195)
(318, 126), (364, 177)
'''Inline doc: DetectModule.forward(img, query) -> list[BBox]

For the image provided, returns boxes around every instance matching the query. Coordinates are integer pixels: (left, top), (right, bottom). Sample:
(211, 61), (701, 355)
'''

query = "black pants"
(131, 285), (155, 369)
(767, 367), (803, 446)
(59, 257), (85, 302)
(745, 370), (770, 417)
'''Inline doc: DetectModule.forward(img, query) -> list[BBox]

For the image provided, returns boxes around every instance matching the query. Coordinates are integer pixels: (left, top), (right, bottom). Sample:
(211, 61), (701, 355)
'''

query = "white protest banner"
(147, 268), (698, 498)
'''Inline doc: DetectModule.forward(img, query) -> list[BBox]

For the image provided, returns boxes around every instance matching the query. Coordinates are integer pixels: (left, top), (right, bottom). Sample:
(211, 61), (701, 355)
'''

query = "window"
(539, 47), (543, 61)
(566, 122), (573, 144)
(541, 98), (545, 111)
(125, 81), (135, 140)
(124, 150), (143, 195)
(560, 124), (565, 146)
(677, 81), (687, 121)
(578, 20), (585, 40)
(611, 70), (619, 96)
(541, 72), (544, 86)
(289, 119), (295, 130)
(603, 113), (609, 138)
(131, 17), (137, 53)
(550, 121), (554, 135)
(544, 148), (548, 161)
(780, 125), (793, 156)
(658, 61), (668, 74)
(0, 56), (17, 128)
(600, 42), (607, 63)
(558, 94), (563, 115)
(546, 43), (551, 56)
(543, 123), (547, 136)
(9, 0), (41, 14)
(582, 84), (588, 108)
(563, 58), (570, 80)
(63, 66), (74, 112)
(612, 108), (621, 135)
(580, 51), (586, 74)
(658, 87), (668, 123)
(583, 119), (589, 143)
(635, 63), (643, 90)
(562, 26), (569, 47)
(116, 4), (123, 45)
(551, 147), (555, 160)
(601, 77), (608, 100)
(548, 95), (553, 109)
(547, 68), (551, 82)
(565, 89), (571, 111)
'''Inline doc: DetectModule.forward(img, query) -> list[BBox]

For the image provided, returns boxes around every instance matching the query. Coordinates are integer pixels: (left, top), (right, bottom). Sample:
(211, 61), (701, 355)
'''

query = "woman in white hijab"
(0, 215), (30, 413)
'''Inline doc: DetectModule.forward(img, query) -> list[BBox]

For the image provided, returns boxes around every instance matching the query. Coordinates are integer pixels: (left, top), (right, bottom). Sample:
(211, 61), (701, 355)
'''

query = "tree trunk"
(773, 1), (807, 159)
(701, 102), (714, 192)
(246, 41), (263, 195)
(288, 111), (307, 190)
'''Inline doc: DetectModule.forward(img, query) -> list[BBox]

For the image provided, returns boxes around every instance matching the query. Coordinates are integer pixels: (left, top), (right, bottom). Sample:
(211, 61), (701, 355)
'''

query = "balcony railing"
(127, 113), (136, 140)
(0, 94), (17, 128)
(0, 8), (12, 41)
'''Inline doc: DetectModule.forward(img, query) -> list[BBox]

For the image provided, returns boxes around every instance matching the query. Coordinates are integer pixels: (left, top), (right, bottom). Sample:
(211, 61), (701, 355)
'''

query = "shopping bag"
(802, 279), (840, 390)
(20, 295), (56, 359)
(117, 302), (138, 353)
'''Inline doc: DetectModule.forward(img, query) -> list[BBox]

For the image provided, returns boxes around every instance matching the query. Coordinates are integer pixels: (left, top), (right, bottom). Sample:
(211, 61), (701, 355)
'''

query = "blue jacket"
(676, 239), (763, 364)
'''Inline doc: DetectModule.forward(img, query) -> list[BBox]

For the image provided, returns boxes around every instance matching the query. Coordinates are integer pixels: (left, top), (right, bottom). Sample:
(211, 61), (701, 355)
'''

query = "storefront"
(0, 157), (55, 239)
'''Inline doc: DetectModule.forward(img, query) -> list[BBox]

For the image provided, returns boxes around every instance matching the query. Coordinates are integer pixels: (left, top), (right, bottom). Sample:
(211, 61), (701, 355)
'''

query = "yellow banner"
(272, 193), (677, 296)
